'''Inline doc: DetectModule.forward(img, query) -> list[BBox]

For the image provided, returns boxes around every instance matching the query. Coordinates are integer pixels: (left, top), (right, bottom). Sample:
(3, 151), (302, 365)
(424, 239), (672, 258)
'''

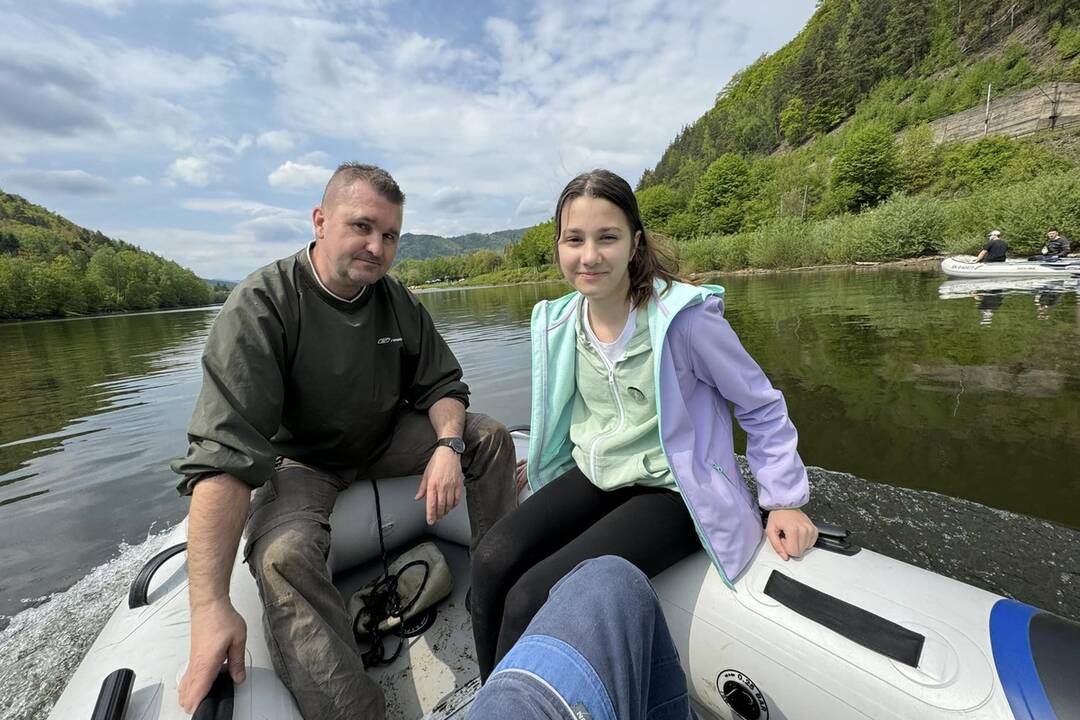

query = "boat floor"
(333, 537), (479, 720)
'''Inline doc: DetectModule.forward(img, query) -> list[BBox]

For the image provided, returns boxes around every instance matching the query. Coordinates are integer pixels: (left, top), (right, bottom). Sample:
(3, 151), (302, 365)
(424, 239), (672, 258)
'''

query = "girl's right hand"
(515, 458), (528, 491)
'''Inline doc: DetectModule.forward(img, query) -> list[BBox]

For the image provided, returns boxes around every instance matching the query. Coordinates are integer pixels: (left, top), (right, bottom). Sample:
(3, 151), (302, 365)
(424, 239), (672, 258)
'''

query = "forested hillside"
(395, 228), (527, 261)
(414, 0), (1080, 286)
(0, 191), (211, 320)
(628, 0), (1080, 268)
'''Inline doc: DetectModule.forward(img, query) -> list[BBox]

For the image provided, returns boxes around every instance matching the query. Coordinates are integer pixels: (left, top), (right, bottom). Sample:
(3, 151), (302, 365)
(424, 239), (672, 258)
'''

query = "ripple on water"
(0, 527), (173, 720)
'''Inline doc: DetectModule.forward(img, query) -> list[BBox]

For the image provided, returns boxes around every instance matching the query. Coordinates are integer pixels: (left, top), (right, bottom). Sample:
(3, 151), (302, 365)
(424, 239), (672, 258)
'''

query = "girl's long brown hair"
(553, 169), (684, 309)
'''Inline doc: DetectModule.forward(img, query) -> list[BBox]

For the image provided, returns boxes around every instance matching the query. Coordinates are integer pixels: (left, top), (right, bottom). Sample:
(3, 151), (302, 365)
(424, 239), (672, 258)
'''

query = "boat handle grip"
(90, 668), (134, 720)
(128, 542), (187, 609)
(192, 666), (234, 720)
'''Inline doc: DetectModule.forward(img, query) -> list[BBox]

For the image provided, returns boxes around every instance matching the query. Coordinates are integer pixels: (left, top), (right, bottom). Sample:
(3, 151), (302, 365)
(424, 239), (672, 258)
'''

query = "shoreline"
(409, 256), (946, 292)
(0, 303), (225, 326)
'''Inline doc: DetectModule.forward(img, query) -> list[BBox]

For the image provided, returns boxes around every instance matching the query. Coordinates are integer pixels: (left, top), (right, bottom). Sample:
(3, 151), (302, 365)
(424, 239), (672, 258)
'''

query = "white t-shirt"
(582, 299), (636, 366)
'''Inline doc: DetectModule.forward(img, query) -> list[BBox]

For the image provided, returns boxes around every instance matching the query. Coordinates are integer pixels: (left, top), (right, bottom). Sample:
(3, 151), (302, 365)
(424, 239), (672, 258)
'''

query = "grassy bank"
(678, 169), (1080, 273)
(410, 265), (563, 290)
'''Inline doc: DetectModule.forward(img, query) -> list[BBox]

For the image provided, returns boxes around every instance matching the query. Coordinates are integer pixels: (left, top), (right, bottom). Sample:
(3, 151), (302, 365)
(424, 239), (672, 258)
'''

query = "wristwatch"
(436, 436), (466, 454)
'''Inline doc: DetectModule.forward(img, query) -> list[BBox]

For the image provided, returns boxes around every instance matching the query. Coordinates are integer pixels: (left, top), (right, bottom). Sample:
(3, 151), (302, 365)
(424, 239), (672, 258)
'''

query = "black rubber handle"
(91, 668), (135, 720)
(760, 512), (862, 556)
(192, 666), (234, 720)
(128, 542), (187, 609)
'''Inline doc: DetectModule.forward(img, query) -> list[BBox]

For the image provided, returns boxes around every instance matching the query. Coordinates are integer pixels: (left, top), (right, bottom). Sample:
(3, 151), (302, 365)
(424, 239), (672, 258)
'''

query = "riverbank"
(408, 255), (944, 292)
(0, 302), (224, 325)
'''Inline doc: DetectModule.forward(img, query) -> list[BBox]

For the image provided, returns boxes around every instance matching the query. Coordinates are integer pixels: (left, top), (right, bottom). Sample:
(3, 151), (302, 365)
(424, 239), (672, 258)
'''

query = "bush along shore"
(397, 165), (1080, 289)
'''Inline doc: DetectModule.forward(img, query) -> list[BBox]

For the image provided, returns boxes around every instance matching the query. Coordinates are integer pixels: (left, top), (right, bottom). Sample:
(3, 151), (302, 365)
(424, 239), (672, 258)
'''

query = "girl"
(471, 169), (817, 679)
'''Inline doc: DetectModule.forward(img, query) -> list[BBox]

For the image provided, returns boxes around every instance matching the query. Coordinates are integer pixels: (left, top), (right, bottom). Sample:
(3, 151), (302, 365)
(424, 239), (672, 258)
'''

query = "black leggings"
(469, 466), (700, 680)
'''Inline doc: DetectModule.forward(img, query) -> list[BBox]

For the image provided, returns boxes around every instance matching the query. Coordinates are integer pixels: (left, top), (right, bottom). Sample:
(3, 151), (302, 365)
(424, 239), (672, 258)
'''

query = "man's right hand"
(178, 600), (247, 712)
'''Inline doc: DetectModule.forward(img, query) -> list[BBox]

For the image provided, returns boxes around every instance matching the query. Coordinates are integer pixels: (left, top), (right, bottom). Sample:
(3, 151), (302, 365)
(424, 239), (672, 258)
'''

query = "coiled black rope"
(352, 477), (434, 668)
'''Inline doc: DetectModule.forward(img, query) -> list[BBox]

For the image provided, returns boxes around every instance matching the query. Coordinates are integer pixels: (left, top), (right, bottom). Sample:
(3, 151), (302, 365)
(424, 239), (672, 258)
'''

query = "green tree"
(779, 97), (807, 146)
(830, 122), (899, 209)
(636, 185), (685, 232)
(884, 0), (931, 75)
(119, 251), (159, 310)
(690, 154), (751, 213)
(88, 247), (126, 309)
(30, 255), (87, 316)
(664, 211), (700, 240)
(689, 154), (751, 233)
(505, 220), (556, 268)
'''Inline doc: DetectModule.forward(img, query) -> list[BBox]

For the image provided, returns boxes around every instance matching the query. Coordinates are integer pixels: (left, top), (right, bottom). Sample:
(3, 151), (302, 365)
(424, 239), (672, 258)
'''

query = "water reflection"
(938, 276), (1079, 325)
(0, 308), (217, 619)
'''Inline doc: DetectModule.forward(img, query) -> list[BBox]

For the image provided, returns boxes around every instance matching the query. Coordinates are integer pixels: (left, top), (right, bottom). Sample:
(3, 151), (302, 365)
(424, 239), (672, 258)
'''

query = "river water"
(1, 268), (1078, 719)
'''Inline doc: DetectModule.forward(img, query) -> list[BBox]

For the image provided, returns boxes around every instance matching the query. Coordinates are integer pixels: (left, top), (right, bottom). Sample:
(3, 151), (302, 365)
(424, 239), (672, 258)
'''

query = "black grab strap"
(764, 571), (925, 668)
(128, 542), (187, 609)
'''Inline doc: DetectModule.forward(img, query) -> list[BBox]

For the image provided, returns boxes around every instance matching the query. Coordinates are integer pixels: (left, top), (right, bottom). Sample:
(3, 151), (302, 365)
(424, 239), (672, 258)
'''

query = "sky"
(0, 0), (816, 281)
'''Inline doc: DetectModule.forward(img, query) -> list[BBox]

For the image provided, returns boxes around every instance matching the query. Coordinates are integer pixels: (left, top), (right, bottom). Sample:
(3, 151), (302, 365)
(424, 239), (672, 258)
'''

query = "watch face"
(443, 437), (465, 454)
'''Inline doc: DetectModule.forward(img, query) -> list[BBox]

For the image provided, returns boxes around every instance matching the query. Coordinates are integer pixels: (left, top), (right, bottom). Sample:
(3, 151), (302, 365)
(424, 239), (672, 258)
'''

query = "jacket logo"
(377, 337), (403, 345)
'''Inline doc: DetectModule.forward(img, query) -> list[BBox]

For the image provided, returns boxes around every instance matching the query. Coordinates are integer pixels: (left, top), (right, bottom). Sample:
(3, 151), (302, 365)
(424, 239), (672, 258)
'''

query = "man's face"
(1048, 230), (1059, 240)
(312, 181), (403, 293)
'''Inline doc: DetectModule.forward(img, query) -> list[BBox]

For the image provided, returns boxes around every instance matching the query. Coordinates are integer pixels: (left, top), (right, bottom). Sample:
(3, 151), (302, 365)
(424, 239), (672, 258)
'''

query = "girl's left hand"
(765, 509), (819, 560)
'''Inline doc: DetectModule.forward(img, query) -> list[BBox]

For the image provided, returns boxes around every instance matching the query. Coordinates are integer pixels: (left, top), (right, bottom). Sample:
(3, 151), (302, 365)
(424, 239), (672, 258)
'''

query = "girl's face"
(557, 195), (640, 306)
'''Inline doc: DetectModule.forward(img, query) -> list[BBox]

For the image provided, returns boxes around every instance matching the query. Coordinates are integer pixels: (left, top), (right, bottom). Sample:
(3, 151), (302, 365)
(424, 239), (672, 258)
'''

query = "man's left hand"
(416, 446), (464, 524)
(765, 509), (818, 560)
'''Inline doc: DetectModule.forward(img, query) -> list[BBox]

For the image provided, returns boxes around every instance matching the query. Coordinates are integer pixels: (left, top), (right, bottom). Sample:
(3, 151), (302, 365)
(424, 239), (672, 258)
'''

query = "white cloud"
(182, 198), (304, 217)
(297, 150), (330, 165)
(256, 129), (299, 153)
(267, 160), (332, 191)
(167, 157), (218, 187)
(3, 168), (113, 195)
(430, 186), (473, 213)
(5, 0), (815, 279)
(208, 134), (253, 155)
(59, 0), (134, 16)
(515, 196), (553, 217)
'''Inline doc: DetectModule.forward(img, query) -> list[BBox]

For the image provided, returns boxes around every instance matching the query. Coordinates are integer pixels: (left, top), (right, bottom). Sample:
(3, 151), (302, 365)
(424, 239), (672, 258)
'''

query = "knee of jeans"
(248, 519), (330, 583)
(559, 556), (656, 616)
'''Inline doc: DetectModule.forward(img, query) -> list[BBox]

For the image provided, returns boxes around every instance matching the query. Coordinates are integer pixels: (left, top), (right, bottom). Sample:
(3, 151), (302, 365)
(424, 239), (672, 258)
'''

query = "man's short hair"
(989, 229), (1002, 237)
(322, 162), (405, 208)
(1048, 227), (1059, 233)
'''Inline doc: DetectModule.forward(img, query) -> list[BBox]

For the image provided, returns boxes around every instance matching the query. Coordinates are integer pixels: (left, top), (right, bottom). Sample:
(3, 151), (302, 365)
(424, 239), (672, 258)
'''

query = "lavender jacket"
(526, 280), (809, 585)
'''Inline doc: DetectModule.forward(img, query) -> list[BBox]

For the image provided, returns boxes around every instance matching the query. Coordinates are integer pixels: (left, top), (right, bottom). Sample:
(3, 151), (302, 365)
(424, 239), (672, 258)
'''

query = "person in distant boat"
(170, 162), (518, 720)
(471, 556), (695, 720)
(1043, 228), (1070, 258)
(975, 229), (1007, 263)
(470, 169), (817, 680)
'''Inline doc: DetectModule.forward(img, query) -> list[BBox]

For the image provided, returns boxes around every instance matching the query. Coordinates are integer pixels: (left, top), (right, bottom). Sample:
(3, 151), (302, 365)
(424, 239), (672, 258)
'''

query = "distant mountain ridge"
(395, 227), (528, 261)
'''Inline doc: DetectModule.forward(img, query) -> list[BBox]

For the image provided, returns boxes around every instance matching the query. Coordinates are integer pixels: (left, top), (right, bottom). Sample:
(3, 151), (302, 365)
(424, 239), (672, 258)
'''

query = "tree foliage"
(0, 190), (212, 320)
(830, 123), (900, 210)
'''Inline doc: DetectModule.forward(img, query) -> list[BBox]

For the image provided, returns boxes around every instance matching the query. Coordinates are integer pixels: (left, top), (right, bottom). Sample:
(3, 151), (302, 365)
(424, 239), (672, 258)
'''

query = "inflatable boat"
(940, 256), (1080, 279)
(48, 430), (1080, 720)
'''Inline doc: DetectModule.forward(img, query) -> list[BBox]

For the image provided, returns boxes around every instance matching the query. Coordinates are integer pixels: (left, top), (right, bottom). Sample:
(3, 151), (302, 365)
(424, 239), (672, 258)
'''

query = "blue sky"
(0, 0), (815, 281)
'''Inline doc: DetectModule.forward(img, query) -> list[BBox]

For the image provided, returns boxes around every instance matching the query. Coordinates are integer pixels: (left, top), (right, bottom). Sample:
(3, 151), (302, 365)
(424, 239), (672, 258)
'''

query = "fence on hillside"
(930, 81), (1080, 143)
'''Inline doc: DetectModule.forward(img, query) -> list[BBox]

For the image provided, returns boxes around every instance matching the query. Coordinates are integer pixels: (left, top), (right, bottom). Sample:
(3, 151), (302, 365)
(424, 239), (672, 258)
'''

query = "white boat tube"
(48, 430), (1080, 720)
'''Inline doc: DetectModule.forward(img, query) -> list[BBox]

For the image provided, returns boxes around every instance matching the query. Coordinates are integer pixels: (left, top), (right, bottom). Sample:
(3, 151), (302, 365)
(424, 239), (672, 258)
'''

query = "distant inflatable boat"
(48, 429), (1080, 720)
(941, 255), (1080, 279)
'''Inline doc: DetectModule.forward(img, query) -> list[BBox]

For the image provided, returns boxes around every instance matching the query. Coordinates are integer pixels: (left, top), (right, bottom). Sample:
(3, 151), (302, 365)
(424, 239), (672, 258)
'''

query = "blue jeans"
(470, 556), (695, 720)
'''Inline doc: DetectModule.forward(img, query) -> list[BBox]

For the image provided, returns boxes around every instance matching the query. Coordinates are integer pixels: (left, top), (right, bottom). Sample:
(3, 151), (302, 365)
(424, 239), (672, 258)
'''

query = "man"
(171, 163), (517, 720)
(1043, 228), (1071, 257)
(975, 229), (1007, 263)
